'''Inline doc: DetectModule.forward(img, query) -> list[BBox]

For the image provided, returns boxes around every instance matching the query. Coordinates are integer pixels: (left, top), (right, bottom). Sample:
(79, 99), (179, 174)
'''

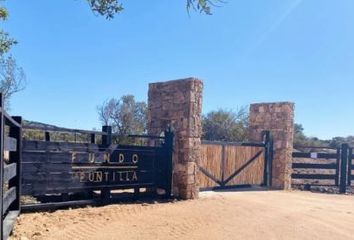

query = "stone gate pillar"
(249, 102), (295, 189)
(148, 78), (203, 199)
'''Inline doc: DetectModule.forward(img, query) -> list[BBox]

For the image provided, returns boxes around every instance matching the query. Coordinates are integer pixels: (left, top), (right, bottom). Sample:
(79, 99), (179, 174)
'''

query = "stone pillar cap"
(149, 77), (203, 86)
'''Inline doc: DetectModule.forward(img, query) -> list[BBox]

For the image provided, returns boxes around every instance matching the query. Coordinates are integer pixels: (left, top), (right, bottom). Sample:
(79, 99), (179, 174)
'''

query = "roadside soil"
(10, 190), (354, 240)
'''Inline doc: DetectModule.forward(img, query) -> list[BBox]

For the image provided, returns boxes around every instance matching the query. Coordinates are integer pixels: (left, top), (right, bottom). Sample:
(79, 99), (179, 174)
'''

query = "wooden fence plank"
(22, 166), (156, 195)
(22, 200), (102, 212)
(4, 111), (21, 128)
(292, 168), (336, 175)
(292, 163), (337, 169)
(22, 182), (156, 196)
(22, 152), (72, 163)
(8, 116), (22, 214)
(23, 141), (99, 153)
(4, 137), (17, 152)
(291, 174), (336, 180)
(3, 163), (16, 182)
(23, 125), (105, 136)
(201, 140), (265, 147)
(2, 210), (19, 240)
(292, 152), (338, 159)
(3, 187), (16, 214)
(22, 162), (71, 173)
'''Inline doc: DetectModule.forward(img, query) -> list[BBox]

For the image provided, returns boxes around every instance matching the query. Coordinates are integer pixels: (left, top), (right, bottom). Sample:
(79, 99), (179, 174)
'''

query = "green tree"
(293, 123), (332, 149)
(0, 56), (26, 108)
(0, 2), (25, 107)
(293, 123), (307, 146)
(87, 0), (222, 18)
(97, 95), (147, 136)
(187, 0), (223, 15)
(0, 3), (16, 55)
(87, 0), (123, 19)
(329, 136), (354, 148)
(202, 108), (249, 142)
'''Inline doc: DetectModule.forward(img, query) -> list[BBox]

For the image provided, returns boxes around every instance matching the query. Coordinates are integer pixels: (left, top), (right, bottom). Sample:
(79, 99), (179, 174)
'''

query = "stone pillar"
(249, 102), (295, 189)
(148, 78), (203, 199)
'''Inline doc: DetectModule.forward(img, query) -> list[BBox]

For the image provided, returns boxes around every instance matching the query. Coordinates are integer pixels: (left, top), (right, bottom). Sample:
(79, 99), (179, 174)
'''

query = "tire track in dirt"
(12, 191), (354, 240)
(47, 204), (159, 240)
(86, 197), (228, 240)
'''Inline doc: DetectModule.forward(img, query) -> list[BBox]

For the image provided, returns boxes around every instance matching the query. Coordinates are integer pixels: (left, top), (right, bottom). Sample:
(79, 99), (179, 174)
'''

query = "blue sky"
(3, 0), (354, 139)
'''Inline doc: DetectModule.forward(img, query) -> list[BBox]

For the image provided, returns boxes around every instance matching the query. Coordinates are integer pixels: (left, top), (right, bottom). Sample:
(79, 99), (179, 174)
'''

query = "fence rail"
(292, 144), (353, 193)
(23, 125), (165, 144)
(23, 125), (107, 136)
(0, 94), (22, 240)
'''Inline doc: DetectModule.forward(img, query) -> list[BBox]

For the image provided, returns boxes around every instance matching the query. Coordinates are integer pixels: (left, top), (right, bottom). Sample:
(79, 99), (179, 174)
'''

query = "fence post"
(348, 147), (353, 186)
(45, 131), (50, 142)
(102, 126), (112, 147)
(90, 133), (96, 144)
(0, 93), (4, 239)
(9, 116), (22, 212)
(164, 128), (174, 197)
(220, 144), (226, 187)
(262, 131), (273, 187)
(340, 143), (349, 194)
(101, 126), (112, 201)
(335, 147), (341, 186)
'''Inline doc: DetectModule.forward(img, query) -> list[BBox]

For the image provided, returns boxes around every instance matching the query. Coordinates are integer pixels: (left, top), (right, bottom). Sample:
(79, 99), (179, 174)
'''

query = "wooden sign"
(71, 149), (155, 187)
(21, 141), (172, 196)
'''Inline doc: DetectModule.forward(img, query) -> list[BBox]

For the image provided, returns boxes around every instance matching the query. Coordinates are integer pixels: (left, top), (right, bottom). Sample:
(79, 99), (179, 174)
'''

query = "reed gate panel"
(198, 132), (273, 191)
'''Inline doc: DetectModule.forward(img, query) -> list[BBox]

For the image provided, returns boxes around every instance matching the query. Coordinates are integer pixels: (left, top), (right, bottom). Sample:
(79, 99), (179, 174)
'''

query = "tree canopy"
(293, 123), (354, 149)
(202, 108), (249, 142)
(0, 4), (16, 55)
(87, 0), (222, 19)
(0, 2), (25, 107)
(97, 95), (147, 137)
(0, 56), (26, 107)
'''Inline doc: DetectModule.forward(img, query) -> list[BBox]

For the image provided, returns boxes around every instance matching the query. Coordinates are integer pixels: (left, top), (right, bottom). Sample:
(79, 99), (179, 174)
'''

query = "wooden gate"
(21, 125), (173, 210)
(0, 94), (22, 240)
(198, 131), (273, 191)
(292, 144), (353, 193)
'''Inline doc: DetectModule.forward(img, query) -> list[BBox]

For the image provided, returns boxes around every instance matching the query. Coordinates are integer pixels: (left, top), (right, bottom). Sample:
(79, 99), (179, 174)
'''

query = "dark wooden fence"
(292, 144), (353, 193)
(0, 94), (22, 240)
(198, 131), (273, 191)
(21, 125), (173, 211)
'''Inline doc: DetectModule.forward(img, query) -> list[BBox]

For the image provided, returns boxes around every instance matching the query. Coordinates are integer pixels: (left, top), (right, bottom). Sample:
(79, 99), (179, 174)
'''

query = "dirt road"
(11, 191), (354, 240)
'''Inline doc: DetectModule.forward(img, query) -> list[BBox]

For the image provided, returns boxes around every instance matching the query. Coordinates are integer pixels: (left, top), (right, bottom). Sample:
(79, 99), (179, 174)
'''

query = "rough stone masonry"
(148, 78), (203, 199)
(249, 102), (295, 189)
